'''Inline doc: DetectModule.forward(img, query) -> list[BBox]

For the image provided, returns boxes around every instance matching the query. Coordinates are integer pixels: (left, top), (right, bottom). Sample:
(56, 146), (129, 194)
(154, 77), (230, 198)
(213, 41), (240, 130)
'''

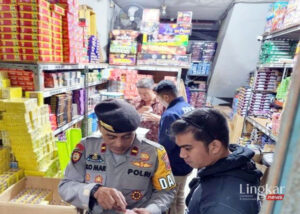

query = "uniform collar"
(167, 97), (185, 109)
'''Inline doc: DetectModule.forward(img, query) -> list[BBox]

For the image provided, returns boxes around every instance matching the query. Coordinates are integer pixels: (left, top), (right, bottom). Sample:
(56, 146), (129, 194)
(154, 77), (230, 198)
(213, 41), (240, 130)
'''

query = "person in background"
(171, 108), (262, 214)
(59, 99), (175, 214)
(131, 78), (164, 142)
(154, 80), (194, 214)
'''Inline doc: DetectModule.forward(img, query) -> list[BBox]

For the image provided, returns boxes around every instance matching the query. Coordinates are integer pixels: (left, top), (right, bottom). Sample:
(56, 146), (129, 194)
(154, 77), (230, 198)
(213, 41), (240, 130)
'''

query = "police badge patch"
(72, 150), (82, 164)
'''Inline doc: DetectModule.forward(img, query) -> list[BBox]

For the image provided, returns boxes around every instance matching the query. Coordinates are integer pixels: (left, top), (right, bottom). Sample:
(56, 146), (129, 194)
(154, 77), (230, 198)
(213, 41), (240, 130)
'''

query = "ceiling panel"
(113, 0), (234, 20)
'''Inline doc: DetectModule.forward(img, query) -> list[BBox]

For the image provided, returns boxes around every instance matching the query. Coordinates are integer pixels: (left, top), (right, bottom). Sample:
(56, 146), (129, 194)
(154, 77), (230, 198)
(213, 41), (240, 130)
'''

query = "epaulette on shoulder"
(142, 138), (165, 151)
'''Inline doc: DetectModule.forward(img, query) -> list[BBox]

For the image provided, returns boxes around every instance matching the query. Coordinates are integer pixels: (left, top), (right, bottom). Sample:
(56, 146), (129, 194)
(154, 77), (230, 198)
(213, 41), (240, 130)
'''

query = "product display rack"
(245, 116), (278, 142)
(241, 22), (299, 166)
(53, 115), (85, 136)
(262, 23), (300, 40)
(108, 64), (183, 88)
(0, 62), (107, 136)
(0, 62), (185, 136)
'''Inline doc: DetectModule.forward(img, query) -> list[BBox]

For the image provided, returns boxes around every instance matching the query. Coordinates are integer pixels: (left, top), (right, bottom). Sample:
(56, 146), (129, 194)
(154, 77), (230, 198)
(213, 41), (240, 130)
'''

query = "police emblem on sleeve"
(131, 190), (143, 201)
(72, 150), (82, 164)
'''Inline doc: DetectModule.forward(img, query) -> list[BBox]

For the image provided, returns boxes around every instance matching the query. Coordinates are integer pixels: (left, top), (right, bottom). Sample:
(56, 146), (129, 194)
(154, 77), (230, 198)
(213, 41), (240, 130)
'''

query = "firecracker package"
(109, 53), (136, 66)
(283, 0), (300, 28)
(110, 40), (137, 54)
(159, 23), (192, 35)
(0, 169), (24, 193)
(189, 91), (206, 108)
(140, 9), (160, 34)
(142, 34), (189, 47)
(88, 35), (102, 63)
(73, 89), (85, 115)
(137, 53), (191, 67)
(188, 62), (211, 76)
(111, 29), (139, 41)
(10, 188), (52, 204)
(1, 69), (34, 91)
(259, 40), (296, 64)
(49, 93), (72, 127)
(0, 97), (57, 175)
(141, 44), (186, 55)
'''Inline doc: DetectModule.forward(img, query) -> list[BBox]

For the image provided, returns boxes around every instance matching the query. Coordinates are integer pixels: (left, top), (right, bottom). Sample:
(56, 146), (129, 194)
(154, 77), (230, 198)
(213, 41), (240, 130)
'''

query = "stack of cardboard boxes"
(0, 1), (20, 61)
(138, 10), (192, 67)
(109, 30), (139, 66)
(50, 4), (65, 62)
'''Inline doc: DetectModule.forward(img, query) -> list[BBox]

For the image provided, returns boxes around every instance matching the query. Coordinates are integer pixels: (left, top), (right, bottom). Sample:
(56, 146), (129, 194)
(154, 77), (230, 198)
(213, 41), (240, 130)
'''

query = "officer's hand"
(133, 208), (151, 214)
(93, 187), (127, 212)
(138, 106), (152, 114)
(123, 209), (138, 214)
(142, 112), (161, 122)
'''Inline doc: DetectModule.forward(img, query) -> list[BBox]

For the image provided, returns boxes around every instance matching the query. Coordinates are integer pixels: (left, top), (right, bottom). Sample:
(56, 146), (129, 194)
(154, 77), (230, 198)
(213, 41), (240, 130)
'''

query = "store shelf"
(257, 63), (294, 68)
(53, 115), (84, 135)
(108, 65), (182, 72)
(43, 85), (84, 97)
(253, 89), (277, 94)
(246, 116), (278, 142)
(86, 63), (108, 69)
(0, 62), (108, 71)
(263, 23), (300, 40)
(189, 88), (206, 92)
(87, 79), (108, 87)
(187, 74), (209, 77)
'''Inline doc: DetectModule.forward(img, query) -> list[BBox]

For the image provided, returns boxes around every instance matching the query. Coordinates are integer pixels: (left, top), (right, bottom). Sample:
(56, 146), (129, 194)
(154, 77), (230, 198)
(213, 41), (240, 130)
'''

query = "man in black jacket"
(171, 108), (262, 214)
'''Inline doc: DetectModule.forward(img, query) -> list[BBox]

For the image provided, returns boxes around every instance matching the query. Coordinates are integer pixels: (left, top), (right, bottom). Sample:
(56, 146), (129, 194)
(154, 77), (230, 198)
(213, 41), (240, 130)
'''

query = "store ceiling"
(113, 0), (234, 20)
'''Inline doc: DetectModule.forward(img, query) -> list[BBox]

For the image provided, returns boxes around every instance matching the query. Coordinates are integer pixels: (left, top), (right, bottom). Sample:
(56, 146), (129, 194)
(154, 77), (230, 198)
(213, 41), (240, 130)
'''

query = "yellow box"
(4, 98), (38, 113)
(25, 91), (44, 106)
(1, 87), (22, 99)
(79, 4), (96, 36)
(1, 79), (11, 88)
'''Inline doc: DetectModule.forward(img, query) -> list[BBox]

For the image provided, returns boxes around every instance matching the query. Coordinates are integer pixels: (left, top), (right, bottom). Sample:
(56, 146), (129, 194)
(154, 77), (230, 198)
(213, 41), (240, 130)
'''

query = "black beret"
(94, 99), (140, 133)
(153, 80), (177, 93)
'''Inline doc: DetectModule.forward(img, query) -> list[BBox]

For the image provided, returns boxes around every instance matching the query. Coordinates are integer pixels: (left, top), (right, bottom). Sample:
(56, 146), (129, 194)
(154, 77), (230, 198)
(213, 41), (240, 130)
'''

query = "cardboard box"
(142, 34), (189, 47)
(137, 53), (191, 67)
(110, 40), (137, 54)
(0, 176), (78, 214)
(0, 12), (18, 19)
(159, 23), (192, 35)
(109, 53), (136, 66)
(141, 44), (186, 55)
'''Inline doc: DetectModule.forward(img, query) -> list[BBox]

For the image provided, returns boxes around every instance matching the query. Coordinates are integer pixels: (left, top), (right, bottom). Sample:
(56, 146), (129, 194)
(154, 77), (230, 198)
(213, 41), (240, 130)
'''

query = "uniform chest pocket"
(85, 162), (107, 185)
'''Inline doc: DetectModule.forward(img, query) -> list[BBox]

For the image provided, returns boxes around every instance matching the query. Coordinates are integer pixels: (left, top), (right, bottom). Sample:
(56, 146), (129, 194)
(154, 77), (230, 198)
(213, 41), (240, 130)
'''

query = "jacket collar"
(167, 97), (184, 109)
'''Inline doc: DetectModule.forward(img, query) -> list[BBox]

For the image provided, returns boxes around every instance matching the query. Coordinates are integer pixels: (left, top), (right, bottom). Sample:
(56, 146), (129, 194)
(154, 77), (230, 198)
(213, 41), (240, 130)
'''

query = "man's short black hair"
(171, 108), (229, 148)
(153, 80), (178, 97)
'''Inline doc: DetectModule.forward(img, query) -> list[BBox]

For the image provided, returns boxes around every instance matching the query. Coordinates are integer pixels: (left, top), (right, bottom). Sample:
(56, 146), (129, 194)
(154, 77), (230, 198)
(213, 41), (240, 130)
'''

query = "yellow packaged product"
(1, 79), (11, 88)
(1, 87), (22, 99)
(25, 91), (44, 106)
(4, 98), (37, 113)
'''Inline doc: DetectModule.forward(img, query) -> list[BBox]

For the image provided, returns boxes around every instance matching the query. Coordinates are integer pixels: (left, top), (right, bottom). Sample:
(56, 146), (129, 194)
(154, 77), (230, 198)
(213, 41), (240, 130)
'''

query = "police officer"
(59, 99), (176, 214)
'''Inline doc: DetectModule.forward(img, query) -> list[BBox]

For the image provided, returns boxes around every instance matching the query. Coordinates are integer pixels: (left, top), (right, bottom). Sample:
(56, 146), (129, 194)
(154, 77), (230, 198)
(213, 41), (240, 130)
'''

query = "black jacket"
(186, 144), (263, 214)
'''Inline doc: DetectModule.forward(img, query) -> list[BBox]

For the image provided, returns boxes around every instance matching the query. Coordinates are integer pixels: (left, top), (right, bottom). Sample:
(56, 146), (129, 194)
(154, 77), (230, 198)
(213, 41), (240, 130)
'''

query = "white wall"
(208, 2), (270, 98)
